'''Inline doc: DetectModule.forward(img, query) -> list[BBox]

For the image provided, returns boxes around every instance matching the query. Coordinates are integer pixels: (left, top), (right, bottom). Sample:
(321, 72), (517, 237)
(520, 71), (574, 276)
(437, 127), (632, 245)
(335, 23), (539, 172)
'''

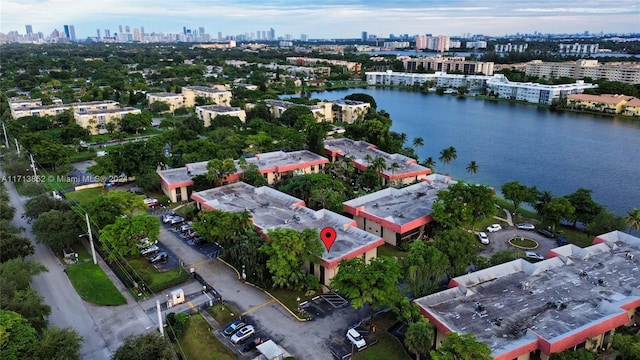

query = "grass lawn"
(66, 262), (127, 305)
(509, 237), (539, 249)
(127, 258), (190, 293)
(65, 187), (104, 205)
(377, 244), (408, 263)
(69, 150), (97, 163)
(354, 312), (411, 360)
(267, 287), (317, 314)
(177, 314), (238, 360)
(207, 303), (240, 325)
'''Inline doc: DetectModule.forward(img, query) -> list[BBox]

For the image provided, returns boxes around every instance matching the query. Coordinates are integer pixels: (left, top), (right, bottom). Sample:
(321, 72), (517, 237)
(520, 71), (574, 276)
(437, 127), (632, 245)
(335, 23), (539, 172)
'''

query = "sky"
(1, 0), (639, 39)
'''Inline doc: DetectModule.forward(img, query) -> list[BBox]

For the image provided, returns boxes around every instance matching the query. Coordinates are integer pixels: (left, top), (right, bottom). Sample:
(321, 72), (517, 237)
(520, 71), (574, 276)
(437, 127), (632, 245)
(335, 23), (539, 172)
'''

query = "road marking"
(187, 301), (196, 311)
(241, 299), (275, 316)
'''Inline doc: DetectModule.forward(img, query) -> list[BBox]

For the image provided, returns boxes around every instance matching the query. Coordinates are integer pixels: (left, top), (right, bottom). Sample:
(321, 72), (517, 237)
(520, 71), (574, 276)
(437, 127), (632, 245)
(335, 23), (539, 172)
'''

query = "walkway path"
(493, 208), (514, 226)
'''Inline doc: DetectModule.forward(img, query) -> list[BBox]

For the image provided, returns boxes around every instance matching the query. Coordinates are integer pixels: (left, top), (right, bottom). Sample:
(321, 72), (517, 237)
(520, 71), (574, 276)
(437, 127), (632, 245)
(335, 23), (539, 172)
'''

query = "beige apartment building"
(9, 98), (119, 119)
(74, 107), (141, 135)
(329, 99), (370, 123)
(181, 86), (232, 107)
(264, 99), (333, 122)
(195, 105), (246, 127)
(525, 59), (640, 84)
(401, 56), (494, 76)
(145, 92), (184, 112)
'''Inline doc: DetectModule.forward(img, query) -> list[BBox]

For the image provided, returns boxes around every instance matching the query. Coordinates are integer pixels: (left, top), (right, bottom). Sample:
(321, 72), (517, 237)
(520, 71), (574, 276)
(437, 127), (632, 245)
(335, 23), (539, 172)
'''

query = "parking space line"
(187, 301), (196, 311)
(241, 299), (275, 316)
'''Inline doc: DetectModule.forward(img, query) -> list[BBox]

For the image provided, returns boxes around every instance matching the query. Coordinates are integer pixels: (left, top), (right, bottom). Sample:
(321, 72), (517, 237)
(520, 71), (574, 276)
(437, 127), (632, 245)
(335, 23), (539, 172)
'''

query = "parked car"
(537, 229), (555, 238)
(477, 232), (489, 245)
(346, 328), (366, 349)
(168, 216), (185, 225)
(231, 325), (255, 344)
(162, 213), (177, 223)
(136, 238), (158, 249)
(486, 224), (502, 233)
(140, 244), (160, 256)
(143, 198), (159, 208)
(147, 252), (168, 264)
(524, 251), (545, 262)
(223, 320), (246, 336)
(179, 223), (192, 233)
(516, 223), (535, 231)
(556, 237), (569, 246)
(242, 336), (265, 352)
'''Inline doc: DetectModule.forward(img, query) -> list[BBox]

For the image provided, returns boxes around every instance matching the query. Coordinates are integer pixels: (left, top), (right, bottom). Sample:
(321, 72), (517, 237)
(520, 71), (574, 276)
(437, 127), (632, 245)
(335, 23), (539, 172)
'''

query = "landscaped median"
(127, 258), (190, 294)
(66, 262), (127, 305)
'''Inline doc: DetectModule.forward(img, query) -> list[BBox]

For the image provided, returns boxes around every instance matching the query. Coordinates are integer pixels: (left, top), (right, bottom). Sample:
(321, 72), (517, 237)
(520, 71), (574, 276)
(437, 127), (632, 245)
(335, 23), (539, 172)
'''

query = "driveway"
(155, 217), (368, 360)
(479, 226), (561, 258)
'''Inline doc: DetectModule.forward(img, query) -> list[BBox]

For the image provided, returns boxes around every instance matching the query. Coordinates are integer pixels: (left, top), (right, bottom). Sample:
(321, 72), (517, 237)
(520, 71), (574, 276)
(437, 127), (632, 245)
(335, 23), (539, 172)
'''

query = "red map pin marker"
(320, 227), (337, 252)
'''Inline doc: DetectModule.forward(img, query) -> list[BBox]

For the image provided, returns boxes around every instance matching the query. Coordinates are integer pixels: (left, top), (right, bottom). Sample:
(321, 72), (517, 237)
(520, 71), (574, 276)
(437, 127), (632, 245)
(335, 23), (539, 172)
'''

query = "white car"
(525, 251), (545, 262)
(346, 328), (366, 349)
(140, 244), (160, 256)
(477, 232), (489, 245)
(136, 238), (158, 249)
(231, 325), (255, 344)
(486, 224), (502, 233)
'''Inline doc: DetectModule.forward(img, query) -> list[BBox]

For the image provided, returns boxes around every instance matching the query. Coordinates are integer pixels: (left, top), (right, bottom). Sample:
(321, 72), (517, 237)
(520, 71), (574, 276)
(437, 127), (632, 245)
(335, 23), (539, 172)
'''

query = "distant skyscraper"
(125, 25), (130, 33)
(199, 27), (205, 39)
(69, 25), (76, 42)
(105, 29), (111, 38)
(63, 25), (70, 39)
(262, 30), (267, 40)
(96, 29), (101, 39)
(140, 26), (145, 36)
(25, 25), (33, 34)
(361, 31), (367, 42)
(256, 30), (261, 40)
(183, 26), (187, 35)
(119, 25), (123, 33)
(218, 32), (222, 41)
(269, 28), (275, 41)
(133, 28), (141, 41)
(300, 34), (307, 41)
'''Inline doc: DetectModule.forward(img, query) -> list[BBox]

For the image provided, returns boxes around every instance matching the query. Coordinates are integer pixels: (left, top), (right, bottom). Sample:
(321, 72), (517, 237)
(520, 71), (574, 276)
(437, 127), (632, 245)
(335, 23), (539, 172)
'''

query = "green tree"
(149, 101), (170, 113)
(543, 198), (575, 231)
(501, 181), (536, 214)
(0, 229), (34, 263)
(24, 194), (69, 222)
(405, 320), (435, 359)
(412, 137), (424, 151)
(279, 105), (313, 127)
(32, 210), (84, 253)
(433, 229), (478, 278)
(278, 173), (348, 209)
(625, 208), (640, 231)
(431, 182), (496, 230)
(85, 191), (147, 228)
(99, 214), (160, 260)
(438, 146), (457, 174)
(549, 349), (598, 360)
(0, 259), (50, 332)
(612, 333), (640, 360)
(403, 241), (449, 297)
(534, 190), (554, 216)
(564, 188), (603, 228)
(35, 327), (83, 360)
(0, 310), (38, 360)
(112, 333), (173, 360)
(119, 112), (151, 134)
(239, 163), (268, 187)
(585, 210), (626, 235)
(490, 250), (523, 265)
(421, 157), (436, 170)
(430, 332), (492, 360)
(206, 158), (236, 187)
(330, 256), (402, 328)
(465, 161), (479, 175)
(260, 228), (323, 291)
(345, 93), (377, 109)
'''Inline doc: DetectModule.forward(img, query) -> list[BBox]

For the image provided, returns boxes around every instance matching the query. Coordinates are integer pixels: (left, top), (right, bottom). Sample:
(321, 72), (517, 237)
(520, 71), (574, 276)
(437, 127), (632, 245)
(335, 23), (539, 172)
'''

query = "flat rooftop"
(183, 86), (229, 94)
(196, 105), (242, 112)
(147, 92), (182, 98)
(264, 99), (320, 110)
(192, 182), (383, 267)
(343, 174), (453, 229)
(324, 138), (431, 179)
(157, 150), (329, 187)
(415, 231), (640, 356)
(75, 107), (140, 115)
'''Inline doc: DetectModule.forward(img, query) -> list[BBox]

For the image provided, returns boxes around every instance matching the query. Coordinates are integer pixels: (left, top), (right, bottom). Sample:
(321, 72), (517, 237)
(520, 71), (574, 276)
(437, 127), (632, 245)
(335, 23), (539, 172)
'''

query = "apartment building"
(414, 231), (640, 360)
(525, 59), (640, 84)
(558, 43), (599, 55)
(157, 150), (329, 203)
(328, 99), (370, 123)
(181, 86), (232, 108)
(191, 182), (384, 286)
(567, 94), (635, 114)
(9, 98), (118, 119)
(324, 138), (432, 187)
(264, 99), (332, 121)
(401, 56), (494, 75)
(195, 105), (246, 127)
(145, 92), (184, 112)
(285, 57), (361, 72)
(365, 70), (496, 91)
(486, 76), (597, 105)
(74, 107), (141, 135)
(415, 35), (450, 52)
(495, 43), (528, 53)
(343, 174), (454, 246)
(622, 97), (640, 117)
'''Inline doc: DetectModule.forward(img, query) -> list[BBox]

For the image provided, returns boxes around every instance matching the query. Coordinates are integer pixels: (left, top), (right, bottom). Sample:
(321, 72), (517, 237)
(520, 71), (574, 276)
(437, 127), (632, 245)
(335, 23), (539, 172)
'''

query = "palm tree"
(438, 146), (457, 174)
(370, 157), (387, 187)
(466, 161), (479, 175)
(625, 208), (640, 231)
(421, 157), (436, 171)
(364, 154), (373, 166)
(390, 162), (400, 185)
(405, 321), (434, 360)
(412, 137), (424, 150)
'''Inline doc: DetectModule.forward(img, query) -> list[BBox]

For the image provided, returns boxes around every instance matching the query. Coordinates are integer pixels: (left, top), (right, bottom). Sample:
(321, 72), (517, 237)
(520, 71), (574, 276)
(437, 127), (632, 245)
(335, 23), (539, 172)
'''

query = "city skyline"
(2, 0), (639, 40)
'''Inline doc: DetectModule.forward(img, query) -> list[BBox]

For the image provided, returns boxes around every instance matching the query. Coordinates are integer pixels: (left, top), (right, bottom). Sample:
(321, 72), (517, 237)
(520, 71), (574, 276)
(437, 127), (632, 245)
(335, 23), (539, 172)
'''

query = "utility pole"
(2, 123), (8, 147)
(156, 299), (164, 337)
(14, 138), (20, 155)
(29, 154), (38, 181)
(85, 212), (97, 264)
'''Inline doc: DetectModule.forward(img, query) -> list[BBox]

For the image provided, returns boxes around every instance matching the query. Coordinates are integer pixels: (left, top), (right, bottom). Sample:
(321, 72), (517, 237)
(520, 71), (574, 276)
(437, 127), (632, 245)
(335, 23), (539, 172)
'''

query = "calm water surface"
(312, 88), (640, 216)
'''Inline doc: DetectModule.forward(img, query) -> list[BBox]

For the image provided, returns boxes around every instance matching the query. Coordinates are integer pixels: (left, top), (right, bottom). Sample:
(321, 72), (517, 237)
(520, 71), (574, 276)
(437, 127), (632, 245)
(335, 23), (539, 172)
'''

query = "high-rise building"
(140, 26), (145, 37)
(183, 26), (187, 35)
(25, 25), (33, 34)
(269, 28), (275, 41)
(198, 27), (205, 40)
(300, 34), (307, 41)
(119, 25), (123, 33)
(133, 28), (141, 41)
(256, 30), (261, 40)
(69, 25), (76, 42)
(218, 32), (222, 41)
(361, 31), (368, 42)
(96, 29), (101, 39)
(105, 29), (111, 38)
(125, 25), (130, 33)
(63, 25), (71, 39)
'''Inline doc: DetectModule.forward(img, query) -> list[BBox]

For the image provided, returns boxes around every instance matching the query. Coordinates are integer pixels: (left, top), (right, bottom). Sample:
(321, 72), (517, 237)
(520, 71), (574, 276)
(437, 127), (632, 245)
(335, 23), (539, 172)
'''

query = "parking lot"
(219, 316), (271, 358)
(299, 292), (348, 319)
(327, 325), (378, 360)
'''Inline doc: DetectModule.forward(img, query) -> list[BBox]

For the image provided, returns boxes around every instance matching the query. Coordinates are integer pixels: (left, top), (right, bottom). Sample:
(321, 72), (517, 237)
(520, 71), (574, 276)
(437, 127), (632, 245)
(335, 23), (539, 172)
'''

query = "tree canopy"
(112, 333), (173, 360)
(99, 214), (160, 260)
(403, 240), (449, 297)
(501, 181), (536, 213)
(32, 209), (84, 253)
(430, 332), (493, 360)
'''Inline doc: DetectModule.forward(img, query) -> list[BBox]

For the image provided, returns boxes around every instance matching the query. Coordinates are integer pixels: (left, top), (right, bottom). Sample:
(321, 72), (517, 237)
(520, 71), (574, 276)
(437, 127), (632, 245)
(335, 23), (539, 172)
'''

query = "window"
(311, 166), (315, 172)
(175, 189), (183, 202)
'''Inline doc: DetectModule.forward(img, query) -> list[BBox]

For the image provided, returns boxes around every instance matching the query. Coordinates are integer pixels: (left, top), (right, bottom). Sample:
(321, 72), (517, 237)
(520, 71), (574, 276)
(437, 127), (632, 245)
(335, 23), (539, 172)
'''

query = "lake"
(311, 88), (640, 217)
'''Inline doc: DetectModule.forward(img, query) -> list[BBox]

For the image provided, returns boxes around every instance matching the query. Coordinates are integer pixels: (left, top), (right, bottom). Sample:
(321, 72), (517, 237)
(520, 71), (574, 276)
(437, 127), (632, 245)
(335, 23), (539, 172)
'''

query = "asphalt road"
(3, 169), (154, 359)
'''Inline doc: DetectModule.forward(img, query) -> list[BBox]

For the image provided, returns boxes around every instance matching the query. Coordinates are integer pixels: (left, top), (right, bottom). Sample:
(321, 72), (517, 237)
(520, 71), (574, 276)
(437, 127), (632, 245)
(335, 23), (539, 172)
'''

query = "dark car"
(223, 320), (246, 336)
(537, 229), (555, 238)
(556, 237), (569, 246)
(147, 252), (168, 264)
(242, 336), (265, 352)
